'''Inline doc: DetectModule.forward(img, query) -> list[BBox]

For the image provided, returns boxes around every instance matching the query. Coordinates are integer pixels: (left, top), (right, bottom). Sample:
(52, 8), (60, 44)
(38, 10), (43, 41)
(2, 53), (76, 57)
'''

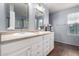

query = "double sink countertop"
(0, 31), (53, 43)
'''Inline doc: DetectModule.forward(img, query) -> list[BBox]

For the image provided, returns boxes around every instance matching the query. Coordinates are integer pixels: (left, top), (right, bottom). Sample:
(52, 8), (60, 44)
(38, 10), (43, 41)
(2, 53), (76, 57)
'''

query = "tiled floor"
(48, 42), (79, 56)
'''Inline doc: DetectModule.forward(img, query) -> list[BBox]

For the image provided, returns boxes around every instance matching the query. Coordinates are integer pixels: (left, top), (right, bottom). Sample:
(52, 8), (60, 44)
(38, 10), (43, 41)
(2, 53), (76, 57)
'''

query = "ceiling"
(45, 3), (79, 13)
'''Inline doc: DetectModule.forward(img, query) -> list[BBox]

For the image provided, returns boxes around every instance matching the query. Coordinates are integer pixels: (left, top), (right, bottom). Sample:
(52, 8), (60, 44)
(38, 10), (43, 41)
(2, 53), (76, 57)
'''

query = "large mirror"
(35, 4), (45, 30)
(5, 3), (29, 30)
(14, 3), (29, 29)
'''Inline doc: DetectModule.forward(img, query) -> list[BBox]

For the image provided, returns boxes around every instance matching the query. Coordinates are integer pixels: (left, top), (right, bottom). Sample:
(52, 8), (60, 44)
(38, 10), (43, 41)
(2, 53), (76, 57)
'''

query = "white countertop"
(1, 31), (53, 42)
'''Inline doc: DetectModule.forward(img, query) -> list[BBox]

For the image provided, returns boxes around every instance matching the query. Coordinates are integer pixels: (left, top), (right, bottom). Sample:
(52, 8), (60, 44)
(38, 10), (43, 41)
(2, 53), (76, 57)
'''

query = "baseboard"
(55, 41), (79, 47)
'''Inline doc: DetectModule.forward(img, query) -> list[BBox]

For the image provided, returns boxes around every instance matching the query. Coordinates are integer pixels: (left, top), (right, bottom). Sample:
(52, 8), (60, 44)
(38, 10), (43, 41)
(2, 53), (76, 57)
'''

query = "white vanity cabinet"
(1, 32), (54, 56)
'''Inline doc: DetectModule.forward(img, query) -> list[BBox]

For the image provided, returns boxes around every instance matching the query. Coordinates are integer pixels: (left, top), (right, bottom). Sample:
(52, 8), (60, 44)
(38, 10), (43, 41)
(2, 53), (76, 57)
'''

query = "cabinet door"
(17, 46), (32, 56)
(47, 33), (54, 53)
(31, 36), (43, 56)
(50, 33), (54, 51)
(8, 49), (27, 56)
(43, 35), (50, 56)
(1, 38), (32, 56)
(3, 46), (32, 56)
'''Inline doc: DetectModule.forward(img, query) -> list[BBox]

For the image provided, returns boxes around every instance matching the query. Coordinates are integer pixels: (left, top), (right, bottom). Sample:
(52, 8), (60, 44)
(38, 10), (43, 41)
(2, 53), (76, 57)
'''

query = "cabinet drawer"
(32, 42), (42, 49)
(31, 48), (42, 56)
(31, 42), (43, 56)
(44, 49), (49, 56)
(31, 36), (42, 43)
(43, 35), (50, 42)
(44, 45), (49, 51)
(50, 33), (54, 41)
(43, 35), (49, 40)
(44, 40), (49, 44)
(1, 39), (32, 55)
(2, 46), (32, 56)
(35, 49), (43, 56)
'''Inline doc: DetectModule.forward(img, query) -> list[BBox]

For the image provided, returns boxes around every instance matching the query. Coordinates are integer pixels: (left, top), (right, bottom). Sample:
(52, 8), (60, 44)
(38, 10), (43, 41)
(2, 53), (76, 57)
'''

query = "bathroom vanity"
(0, 3), (52, 56)
(0, 31), (54, 56)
